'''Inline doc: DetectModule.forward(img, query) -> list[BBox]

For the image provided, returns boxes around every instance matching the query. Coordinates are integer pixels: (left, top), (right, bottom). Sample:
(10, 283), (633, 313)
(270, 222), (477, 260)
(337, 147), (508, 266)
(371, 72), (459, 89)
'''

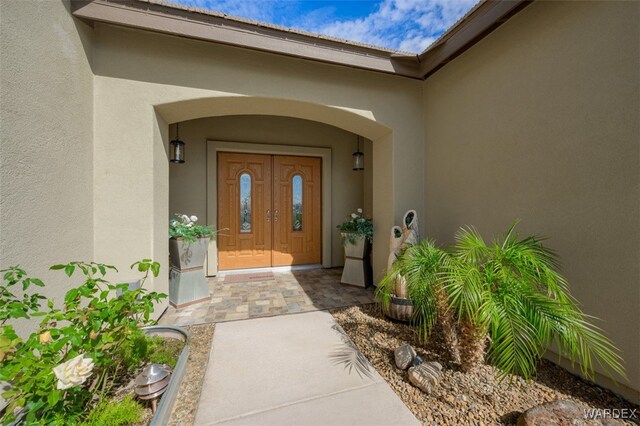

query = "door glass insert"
(292, 174), (303, 231)
(239, 173), (252, 233)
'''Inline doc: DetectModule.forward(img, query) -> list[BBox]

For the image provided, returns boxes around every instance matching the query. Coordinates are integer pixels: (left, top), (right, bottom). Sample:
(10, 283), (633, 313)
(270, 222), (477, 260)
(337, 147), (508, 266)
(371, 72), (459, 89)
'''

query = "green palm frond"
(377, 240), (448, 341)
(378, 221), (625, 382)
(448, 221), (626, 380)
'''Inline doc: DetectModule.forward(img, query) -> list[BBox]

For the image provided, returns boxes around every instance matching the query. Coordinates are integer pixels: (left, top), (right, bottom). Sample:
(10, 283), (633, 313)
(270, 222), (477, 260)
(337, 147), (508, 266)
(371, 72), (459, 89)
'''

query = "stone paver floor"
(159, 268), (375, 326)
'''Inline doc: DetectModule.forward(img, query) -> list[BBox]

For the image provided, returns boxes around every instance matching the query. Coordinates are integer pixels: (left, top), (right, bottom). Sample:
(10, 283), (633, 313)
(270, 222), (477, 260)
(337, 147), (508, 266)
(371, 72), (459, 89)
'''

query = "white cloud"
(305, 0), (478, 52)
(173, 0), (478, 53)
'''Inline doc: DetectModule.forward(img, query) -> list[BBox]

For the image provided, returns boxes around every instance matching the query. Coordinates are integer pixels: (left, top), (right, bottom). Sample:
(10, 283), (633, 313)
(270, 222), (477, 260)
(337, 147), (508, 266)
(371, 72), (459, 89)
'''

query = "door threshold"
(217, 264), (323, 277)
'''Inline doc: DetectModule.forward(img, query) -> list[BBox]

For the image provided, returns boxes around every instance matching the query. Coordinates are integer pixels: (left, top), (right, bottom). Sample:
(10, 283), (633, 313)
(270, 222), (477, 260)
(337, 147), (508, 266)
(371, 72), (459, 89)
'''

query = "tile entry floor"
(158, 268), (375, 327)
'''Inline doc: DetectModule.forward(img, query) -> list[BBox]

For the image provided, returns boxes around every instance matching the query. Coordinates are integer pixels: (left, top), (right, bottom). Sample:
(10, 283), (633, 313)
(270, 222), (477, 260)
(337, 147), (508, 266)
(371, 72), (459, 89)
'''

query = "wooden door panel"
(272, 156), (321, 266)
(217, 152), (272, 269)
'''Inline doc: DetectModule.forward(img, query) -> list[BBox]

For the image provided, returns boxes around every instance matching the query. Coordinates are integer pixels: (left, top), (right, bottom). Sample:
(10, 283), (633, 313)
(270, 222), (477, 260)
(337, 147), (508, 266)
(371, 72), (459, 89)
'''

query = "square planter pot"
(340, 233), (372, 288)
(169, 236), (210, 271)
(169, 236), (211, 308)
(341, 233), (372, 259)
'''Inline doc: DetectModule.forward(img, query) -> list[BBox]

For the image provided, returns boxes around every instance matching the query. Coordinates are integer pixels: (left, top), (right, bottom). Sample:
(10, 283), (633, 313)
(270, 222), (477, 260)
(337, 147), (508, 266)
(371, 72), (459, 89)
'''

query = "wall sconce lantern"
(352, 135), (364, 171)
(170, 123), (185, 164)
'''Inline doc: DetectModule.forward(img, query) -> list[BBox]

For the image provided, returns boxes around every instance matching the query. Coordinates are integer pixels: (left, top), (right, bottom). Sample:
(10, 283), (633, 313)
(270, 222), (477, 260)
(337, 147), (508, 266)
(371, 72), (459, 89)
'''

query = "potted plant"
(168, 214), (217, 308)
(169, 214), (215, 271)
(337, 209), (373, 287)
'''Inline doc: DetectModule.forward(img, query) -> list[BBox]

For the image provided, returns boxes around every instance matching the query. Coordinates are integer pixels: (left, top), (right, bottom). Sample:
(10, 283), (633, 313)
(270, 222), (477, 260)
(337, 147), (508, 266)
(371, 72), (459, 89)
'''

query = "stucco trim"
(205, 141), (332, 275)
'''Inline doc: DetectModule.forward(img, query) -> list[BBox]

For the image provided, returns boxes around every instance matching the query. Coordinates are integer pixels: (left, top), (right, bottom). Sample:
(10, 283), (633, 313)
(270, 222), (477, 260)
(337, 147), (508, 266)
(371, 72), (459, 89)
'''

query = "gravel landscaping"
(168, 323), (215, 425)
(331, 304), (639, 425)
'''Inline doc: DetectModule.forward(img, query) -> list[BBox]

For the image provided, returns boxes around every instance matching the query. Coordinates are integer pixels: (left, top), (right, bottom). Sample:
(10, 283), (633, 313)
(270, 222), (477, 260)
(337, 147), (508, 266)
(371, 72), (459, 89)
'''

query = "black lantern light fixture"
(170, 123), (185, 164)
(352, 135), (364, 171)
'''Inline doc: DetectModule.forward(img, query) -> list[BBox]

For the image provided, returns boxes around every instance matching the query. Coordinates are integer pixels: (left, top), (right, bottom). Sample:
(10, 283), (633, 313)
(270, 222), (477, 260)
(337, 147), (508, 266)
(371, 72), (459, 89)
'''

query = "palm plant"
(377, 222), (626, 382)
(377, 240), (461, 364)
(444, 222), (625, 380)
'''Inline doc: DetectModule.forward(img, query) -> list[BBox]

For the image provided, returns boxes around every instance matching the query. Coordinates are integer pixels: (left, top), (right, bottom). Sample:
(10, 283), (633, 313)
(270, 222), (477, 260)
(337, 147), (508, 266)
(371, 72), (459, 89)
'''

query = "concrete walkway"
(194, 311), (420, 426)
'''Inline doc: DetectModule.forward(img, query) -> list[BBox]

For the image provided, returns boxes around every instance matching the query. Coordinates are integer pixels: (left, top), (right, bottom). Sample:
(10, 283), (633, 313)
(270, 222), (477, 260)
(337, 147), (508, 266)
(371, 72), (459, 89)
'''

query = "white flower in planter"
(181, 214), (191, 223)
(351, 213), (358, 219)
(53, 354), (94, 390)
(357, 208), (363, 213)
(190, 215), (198, 222)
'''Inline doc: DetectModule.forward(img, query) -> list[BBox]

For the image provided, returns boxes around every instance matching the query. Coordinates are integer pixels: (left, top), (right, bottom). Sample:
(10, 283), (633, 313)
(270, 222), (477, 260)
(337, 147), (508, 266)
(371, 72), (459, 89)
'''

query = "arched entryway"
(155, 96), (394, 282)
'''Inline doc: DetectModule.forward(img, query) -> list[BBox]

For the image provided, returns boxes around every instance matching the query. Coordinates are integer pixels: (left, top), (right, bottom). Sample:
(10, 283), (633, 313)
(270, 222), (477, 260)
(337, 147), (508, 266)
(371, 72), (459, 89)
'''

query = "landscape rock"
(517, 400), (624, 426)
(331, 304), (639, 426)
(408, 362), (443, 394)
(394, 344), (417, 370)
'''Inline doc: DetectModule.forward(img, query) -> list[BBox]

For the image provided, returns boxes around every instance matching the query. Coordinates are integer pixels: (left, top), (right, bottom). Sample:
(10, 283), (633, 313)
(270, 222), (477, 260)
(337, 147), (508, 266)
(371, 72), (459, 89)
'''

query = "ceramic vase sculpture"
(387, 226), (404, 270)
(385, 210), (420, 321)
(401, 210), (420, 246)
(168, 236), (211, 308)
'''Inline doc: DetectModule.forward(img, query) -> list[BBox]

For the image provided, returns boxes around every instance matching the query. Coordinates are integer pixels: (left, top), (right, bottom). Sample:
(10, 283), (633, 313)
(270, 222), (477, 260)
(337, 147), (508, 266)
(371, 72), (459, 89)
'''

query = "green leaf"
(47, 390), (61, 406)
(64, 264), (75, 277)
(150, 262), (160, 277)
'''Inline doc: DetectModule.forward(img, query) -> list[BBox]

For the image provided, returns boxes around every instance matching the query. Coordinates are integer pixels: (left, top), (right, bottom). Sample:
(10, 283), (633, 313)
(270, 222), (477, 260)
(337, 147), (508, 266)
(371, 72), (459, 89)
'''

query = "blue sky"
(171, 0), (478, 53)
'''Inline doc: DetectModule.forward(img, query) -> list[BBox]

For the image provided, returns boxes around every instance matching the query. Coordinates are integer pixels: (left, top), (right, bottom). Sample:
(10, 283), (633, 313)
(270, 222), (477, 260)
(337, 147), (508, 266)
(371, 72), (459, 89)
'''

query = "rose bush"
(0, 259), (165, 425)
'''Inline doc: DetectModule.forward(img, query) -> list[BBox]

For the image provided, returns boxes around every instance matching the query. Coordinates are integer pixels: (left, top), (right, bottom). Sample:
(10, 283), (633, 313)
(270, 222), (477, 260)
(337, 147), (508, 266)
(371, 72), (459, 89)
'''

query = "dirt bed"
(331, 304), (639, 426)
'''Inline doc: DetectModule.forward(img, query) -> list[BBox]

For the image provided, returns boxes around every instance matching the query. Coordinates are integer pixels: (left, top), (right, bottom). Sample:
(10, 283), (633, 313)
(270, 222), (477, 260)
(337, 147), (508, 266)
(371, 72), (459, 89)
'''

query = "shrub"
(378, 222), (626, 381)
(82, 394), (144, 426)
(0, 259), (165, 425)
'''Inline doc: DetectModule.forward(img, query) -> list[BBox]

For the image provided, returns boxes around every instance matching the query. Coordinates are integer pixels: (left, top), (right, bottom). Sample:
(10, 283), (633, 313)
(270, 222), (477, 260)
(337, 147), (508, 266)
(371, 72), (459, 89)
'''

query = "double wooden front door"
(217, 152), (321, 270)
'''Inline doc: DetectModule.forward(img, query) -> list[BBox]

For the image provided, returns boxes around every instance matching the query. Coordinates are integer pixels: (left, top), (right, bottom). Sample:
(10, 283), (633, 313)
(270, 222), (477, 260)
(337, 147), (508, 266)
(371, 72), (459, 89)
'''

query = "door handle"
(266, 209), (271, 222)
(274, 209), (279, 222)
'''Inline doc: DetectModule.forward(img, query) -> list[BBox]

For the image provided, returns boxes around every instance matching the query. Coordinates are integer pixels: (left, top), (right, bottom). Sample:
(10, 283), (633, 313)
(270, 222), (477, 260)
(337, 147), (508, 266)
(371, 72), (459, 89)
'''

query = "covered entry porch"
(158, 267), (375, 326)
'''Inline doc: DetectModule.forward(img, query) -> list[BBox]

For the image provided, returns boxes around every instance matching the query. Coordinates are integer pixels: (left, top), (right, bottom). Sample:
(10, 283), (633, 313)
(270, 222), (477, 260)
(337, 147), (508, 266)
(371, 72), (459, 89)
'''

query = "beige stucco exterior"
(0, 0), (637, 404)
(90, 22), (425, 292)
(423, 0), (639, 403)
(0, 0), (94, 335)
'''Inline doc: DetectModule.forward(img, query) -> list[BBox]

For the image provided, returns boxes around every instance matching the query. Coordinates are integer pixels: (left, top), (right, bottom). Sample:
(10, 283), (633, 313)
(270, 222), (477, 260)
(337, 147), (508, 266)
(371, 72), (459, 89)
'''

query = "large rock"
(394, 344), (416, 370)
(517, 400), (625, 426)
(407, 361), (443, 394)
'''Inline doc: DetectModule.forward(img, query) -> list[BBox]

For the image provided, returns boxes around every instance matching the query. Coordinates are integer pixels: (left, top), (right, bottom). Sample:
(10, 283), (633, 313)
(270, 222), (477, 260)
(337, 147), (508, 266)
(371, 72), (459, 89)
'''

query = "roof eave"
(71, 0), (423, 79)
(418, 0), (533, 78)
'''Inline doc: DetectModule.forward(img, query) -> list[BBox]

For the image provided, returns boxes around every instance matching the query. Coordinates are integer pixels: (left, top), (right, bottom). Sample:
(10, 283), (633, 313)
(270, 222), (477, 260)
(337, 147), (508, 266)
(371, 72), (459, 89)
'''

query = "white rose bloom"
(190, 215), (198, 222)
(186, 222), (193, 227)
(351, 213), (358, 219)
(181, 214), (190, 222)
(53, 354), (94, 390)
(357, 208), (363, 213)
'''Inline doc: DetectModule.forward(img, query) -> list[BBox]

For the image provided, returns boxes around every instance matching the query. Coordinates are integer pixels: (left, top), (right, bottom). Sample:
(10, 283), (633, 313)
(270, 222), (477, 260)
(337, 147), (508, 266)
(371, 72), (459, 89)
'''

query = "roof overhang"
(417, 0), (533, 78)
(71, 0), (531, 80)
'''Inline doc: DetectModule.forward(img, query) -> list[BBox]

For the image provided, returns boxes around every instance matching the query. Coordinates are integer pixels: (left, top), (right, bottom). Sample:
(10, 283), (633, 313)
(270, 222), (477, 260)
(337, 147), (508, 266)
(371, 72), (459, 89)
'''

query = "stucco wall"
(423, 1), (639, 402)
(169, 115), (372, 269)
(0, 1), (94, 334)
(91, 22), (425, 285)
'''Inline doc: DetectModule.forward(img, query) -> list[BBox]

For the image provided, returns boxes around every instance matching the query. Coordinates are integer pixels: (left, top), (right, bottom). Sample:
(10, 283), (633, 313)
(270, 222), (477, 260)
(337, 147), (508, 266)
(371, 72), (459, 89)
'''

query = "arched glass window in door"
(239, 173), (252, 233)
(292, 174), (303, 231)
